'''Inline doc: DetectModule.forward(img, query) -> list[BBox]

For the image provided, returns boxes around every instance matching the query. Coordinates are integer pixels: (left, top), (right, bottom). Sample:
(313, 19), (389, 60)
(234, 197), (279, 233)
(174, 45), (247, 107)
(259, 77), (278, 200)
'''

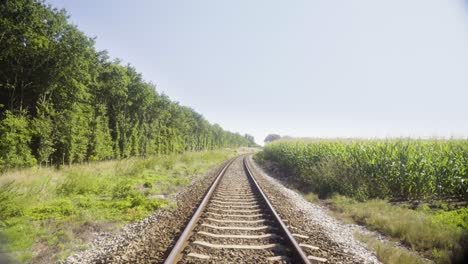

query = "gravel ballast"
(181, 157), (287, 263)
(248, 156), (381, 264)
(64, 155), (382, 263)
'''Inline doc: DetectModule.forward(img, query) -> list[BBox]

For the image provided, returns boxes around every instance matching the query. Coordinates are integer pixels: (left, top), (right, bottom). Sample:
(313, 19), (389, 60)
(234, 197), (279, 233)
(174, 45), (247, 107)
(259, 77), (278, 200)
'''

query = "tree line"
(0, 0), (255, 170)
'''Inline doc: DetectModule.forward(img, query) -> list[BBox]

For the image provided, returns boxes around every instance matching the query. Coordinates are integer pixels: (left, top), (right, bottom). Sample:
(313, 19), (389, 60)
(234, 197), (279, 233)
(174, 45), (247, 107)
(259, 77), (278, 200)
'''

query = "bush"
(161, 156), (176, 170)
(29, 199), (76, 220)
(75, 196), (92, 208)
(145, 199), (167, 211)
(57, 171), (104, 196)
(432, 208), (468, 230)
(112, 181), (137, 199)
(0, 182), (24, 220)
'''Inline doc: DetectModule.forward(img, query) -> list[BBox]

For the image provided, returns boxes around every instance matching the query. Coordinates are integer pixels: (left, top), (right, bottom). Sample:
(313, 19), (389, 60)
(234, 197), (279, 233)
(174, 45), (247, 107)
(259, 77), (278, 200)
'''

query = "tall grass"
(0, 149), (237, 262)
(354, 232), (431, 264)
(331, 196), (467, 263)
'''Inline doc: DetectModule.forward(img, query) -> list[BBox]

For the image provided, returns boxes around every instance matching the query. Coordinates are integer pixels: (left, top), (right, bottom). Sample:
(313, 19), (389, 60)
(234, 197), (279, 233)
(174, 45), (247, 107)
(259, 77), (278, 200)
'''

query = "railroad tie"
(308, 255), (328, 263)
(206, 212), (265, 218)
(201, 223), (275, 231)
(193, 241), (284, 250)
(207, 208), (262, 213)
(214, 194), (257, 199)
(210, 200), (258, 205)
(209, 203), (260, 209)
(204, 218), (268, 224)
(300, 243), (320, 250)
(267, 256), (290, 261)
(293, 233), (310, 239)
(187, 253), (210, 260)
(197, 231), (280, 239)
(211, 198), (258, 202)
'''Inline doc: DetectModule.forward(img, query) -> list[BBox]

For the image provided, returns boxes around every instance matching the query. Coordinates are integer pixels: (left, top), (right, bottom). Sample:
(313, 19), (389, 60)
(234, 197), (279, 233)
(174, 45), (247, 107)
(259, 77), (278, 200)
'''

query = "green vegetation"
(0, 0), (254, 171)
(262, 139), (468, 200)
(0, 149), (237, 262)
(354, 233), (431, 264)
(328, 195), (467, 263)
(258, 139), (468, 263)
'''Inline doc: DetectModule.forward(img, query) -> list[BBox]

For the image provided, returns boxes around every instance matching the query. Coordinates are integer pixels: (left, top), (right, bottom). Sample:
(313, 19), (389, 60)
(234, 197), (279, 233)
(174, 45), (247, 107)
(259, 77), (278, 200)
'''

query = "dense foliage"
(262, 139), (468, 200)
(0, 0), (252, 170)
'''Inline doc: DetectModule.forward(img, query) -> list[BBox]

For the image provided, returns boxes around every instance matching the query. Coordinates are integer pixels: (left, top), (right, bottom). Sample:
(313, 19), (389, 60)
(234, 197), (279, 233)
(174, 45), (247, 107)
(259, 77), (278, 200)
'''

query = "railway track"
(164, 156), (327, 263)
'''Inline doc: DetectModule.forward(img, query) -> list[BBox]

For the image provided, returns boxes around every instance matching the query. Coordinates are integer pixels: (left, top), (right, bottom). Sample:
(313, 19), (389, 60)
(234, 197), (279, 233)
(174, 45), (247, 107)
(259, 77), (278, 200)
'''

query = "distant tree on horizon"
(264, 134), (281, 144)
(244, 134), (256, 147)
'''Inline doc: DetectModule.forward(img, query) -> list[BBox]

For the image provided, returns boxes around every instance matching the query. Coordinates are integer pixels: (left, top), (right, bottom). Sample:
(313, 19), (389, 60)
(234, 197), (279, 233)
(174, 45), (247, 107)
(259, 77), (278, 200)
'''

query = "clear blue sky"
(48, 0), (468, 144)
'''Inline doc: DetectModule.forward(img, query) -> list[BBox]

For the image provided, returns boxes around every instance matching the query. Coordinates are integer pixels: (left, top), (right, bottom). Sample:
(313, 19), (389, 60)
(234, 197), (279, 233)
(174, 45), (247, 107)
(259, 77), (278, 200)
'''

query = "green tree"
(244, 134), (256, 146)
(31, 98), (54, 166)
(264, 134), (281, 144)
(0, 0), (252, 170)
(87, 105), (113, 161)
(0, 111), (36, 170)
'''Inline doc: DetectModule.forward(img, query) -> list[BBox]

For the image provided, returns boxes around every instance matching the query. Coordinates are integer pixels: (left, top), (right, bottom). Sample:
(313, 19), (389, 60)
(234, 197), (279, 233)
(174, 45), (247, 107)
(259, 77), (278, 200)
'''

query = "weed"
(29, 199), (76, 220)
(0, 182), (24, 220)
(304, 192), (319, 203)
(355, 232), (431, 264)
(161, 155), (176, 170)
(57, 171), (104, 196)
(432, 207), (468, 230)
(330, 195), (464, 261)
(112, 181), (136, 199)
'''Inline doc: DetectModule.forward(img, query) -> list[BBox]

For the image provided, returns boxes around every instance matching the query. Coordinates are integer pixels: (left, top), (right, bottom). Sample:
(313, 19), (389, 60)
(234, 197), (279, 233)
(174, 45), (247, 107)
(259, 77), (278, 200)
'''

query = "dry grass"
(304, 192), (319, 203)
(355, 232), (431, 264)
(330, 195), (466, 263)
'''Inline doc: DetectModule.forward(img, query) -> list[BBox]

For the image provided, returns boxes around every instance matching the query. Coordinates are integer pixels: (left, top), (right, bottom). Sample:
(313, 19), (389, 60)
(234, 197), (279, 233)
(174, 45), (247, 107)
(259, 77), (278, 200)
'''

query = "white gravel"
(249, 156), (381, 264)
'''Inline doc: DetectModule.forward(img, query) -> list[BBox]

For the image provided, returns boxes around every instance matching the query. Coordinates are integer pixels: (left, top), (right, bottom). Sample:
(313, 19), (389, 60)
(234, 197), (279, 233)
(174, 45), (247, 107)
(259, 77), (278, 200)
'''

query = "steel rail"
(164, 156), (310, 263)
(164, 158), (235, 264)
(243, 157), (311, 264)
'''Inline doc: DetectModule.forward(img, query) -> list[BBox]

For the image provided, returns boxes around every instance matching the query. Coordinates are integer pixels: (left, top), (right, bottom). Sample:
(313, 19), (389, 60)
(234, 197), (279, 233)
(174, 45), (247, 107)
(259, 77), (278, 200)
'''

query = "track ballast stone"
(65, 156), (381, 263)
(180, 157), (290, 263)
(248, 156), (381, 264)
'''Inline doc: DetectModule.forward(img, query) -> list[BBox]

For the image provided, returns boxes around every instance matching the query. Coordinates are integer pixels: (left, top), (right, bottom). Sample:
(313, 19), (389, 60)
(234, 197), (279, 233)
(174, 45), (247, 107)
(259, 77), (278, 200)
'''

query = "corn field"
(262, 139), (468, 200)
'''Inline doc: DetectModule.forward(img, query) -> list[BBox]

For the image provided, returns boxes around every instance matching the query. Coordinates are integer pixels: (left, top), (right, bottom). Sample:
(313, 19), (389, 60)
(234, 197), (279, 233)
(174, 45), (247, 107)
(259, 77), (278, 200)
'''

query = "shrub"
(75, 196), (92, 208)
(0, 182), (24, 220)
(432, 208), (468, 230)
(111, 181), (137, 199)
(161, 156), (176, 170)
(29, 199), (76, 220)
(145, 199), (167, 211)
(57, 171), (103, 196)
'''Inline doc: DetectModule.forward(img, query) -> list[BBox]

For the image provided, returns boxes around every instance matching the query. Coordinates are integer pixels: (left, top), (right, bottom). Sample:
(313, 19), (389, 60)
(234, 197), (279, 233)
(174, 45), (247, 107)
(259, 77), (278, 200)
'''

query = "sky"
(47, 0), (468, 144)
